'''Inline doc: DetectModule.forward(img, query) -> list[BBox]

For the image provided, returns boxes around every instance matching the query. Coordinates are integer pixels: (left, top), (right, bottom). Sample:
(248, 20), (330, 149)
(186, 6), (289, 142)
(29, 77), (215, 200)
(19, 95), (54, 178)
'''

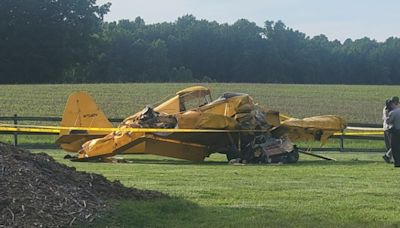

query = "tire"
(284, 149), (299, 164)
(270, 155), (283, 163)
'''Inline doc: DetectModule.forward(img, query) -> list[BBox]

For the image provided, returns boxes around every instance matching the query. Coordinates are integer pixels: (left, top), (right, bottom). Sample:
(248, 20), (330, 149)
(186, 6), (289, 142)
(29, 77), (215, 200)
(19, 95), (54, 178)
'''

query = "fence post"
(340, 129), (344, 152)
(13, 114), (18, 146)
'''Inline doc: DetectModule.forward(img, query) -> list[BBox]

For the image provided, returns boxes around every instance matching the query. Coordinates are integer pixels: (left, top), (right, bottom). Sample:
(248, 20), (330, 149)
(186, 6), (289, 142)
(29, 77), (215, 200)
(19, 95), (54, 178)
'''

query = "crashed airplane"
(56, 86), (346, 163)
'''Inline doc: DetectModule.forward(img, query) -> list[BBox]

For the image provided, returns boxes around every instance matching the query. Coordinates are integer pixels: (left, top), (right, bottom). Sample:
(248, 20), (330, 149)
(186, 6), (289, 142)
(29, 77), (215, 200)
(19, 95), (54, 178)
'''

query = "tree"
(0, 0), (110, 83)
(2, 10), (400, 85)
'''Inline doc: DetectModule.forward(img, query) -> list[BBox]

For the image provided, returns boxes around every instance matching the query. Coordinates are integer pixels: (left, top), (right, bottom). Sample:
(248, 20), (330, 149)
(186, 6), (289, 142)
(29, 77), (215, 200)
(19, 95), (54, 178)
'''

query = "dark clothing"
(387, 108), (400, 167)
(388, 108), (400, 130)
(390, 130), (400, 167)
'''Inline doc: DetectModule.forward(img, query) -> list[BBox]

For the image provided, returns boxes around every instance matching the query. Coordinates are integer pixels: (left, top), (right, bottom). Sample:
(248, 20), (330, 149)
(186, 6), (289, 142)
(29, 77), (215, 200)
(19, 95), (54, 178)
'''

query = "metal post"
(340, 129), (344, 152)
(13, 114), (18, 146)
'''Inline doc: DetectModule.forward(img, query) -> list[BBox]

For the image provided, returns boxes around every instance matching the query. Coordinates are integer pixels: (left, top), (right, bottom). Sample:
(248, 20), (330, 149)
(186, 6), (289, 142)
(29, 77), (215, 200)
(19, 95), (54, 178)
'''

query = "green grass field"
(0, 83), (397, 227)
(0, 83), (397, 123)
(35, 150), (399, 228)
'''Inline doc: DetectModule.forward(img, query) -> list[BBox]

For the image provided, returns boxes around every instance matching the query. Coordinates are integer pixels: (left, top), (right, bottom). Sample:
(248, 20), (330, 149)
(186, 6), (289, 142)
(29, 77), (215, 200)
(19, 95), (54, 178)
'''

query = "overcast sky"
(97, 0), (400, 42)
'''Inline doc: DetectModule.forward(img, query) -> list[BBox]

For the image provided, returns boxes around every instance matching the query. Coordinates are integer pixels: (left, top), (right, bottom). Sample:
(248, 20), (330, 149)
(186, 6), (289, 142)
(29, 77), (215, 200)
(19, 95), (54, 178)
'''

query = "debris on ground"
(0, 142), (165, 227)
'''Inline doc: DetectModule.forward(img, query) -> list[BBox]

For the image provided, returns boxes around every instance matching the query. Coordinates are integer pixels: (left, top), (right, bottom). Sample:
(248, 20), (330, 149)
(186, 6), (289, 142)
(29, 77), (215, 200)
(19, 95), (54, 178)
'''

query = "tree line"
(1, 0), (399, 84)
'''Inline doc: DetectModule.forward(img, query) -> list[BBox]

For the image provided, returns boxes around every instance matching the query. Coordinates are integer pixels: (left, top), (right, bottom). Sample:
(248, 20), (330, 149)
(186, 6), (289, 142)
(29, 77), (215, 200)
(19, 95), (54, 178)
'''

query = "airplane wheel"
(270, 155), (283, 163)
(270, 149), (299, 164)
(284, 149), (299, 164)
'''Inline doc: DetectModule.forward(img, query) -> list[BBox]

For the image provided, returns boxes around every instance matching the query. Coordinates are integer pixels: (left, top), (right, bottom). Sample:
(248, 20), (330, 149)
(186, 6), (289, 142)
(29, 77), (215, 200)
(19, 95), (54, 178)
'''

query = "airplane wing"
(272, 115), (346, 144)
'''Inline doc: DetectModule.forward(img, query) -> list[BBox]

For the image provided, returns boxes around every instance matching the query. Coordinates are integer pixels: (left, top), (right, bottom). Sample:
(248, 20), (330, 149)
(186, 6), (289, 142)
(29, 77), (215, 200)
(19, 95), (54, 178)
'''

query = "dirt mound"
(0, 143), (165, 227)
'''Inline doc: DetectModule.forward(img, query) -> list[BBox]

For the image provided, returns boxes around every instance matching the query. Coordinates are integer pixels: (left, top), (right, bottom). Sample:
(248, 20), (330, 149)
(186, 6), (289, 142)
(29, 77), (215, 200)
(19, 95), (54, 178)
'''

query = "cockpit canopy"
(176, 86), (212, 111)
(154, 86), (212, 114)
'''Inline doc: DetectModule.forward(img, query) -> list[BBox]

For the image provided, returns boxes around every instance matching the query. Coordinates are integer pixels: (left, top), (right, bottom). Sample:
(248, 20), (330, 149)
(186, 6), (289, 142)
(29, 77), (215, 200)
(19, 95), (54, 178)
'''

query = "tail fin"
(57, 91), (113, 151)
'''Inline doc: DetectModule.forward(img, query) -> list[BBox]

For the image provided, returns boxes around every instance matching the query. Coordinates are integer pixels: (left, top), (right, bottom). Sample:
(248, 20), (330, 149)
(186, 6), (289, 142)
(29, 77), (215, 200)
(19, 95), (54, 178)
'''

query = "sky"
(97, 0), (400, 42)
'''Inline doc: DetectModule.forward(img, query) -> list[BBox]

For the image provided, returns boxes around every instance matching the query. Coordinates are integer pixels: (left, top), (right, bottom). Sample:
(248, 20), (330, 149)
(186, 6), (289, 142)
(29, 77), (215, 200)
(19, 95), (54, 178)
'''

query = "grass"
(0, 83), (397, 123)
(1, 83), (396, 226)
(33, 149), (400, 227)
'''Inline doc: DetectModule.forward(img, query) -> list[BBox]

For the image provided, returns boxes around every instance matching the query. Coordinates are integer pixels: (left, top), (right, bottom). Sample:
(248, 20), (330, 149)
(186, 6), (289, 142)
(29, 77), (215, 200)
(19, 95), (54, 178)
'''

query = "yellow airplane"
(56, 86), (346, 163)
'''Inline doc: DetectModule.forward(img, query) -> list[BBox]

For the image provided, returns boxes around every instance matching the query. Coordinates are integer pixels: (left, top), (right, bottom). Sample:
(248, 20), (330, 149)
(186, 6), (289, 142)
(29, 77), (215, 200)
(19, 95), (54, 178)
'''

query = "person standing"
(393, 96), (400, 106)
(387, 99), (400, 167)
(383, 99), (393, 163)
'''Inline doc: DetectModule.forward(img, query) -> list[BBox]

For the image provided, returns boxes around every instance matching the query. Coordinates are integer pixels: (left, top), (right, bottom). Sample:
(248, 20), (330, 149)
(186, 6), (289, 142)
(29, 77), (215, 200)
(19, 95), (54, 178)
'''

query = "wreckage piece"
(56, 86), (346, 163)
(225, 133), (300, 164)
(297, 148), (336, 161)
(272, 115), (346, 144)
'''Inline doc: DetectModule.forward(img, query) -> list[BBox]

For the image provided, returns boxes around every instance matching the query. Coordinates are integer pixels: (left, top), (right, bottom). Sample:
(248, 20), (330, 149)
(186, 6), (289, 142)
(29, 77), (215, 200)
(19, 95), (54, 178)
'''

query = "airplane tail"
(56, 91), (113, 152)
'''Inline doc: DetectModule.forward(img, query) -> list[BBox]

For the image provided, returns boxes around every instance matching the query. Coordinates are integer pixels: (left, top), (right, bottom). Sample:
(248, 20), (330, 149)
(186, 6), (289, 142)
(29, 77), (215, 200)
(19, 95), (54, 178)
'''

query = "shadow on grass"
(293, 159), (379, 166)
(114, 157), (380, 168)
(121, 158), (228, 166)
(80, 197), (392, 228)
(81, 198), (296, 228)
(20, 144), (381, 167)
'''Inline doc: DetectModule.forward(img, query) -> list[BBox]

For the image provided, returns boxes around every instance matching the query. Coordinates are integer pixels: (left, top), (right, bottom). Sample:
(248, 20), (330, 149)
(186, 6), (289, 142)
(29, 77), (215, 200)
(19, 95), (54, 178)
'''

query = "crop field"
(0, 83), (398, 123)
(0, 83), (398, 227)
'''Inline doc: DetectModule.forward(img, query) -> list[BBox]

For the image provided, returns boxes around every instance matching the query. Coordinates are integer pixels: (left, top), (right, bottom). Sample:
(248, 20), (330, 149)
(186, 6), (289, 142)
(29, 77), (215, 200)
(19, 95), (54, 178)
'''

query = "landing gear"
(270, 147), (299, 164)
(223, 135), (300, 164)
(283, 147), (299, 164)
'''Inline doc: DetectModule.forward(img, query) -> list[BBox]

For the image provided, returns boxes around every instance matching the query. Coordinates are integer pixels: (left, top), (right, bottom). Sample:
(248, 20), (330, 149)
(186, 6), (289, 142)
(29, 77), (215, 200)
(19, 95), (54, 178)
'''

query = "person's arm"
(387, 111), (394, 125)
(383, 107), (388, 120)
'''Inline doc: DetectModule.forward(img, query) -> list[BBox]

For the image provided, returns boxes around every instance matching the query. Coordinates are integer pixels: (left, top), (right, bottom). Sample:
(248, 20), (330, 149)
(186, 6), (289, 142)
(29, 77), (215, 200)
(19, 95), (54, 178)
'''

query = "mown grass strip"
(33, 149), (400, 227)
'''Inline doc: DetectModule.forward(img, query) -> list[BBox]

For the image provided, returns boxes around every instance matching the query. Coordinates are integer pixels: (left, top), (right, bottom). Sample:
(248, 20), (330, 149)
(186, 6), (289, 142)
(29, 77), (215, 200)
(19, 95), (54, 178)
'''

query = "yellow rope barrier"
(0, 122), (385, 136)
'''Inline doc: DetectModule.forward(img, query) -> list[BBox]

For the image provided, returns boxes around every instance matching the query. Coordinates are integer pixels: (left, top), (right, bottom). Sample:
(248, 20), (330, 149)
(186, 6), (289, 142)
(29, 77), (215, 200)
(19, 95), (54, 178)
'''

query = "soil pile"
(0, 142), (165, 227)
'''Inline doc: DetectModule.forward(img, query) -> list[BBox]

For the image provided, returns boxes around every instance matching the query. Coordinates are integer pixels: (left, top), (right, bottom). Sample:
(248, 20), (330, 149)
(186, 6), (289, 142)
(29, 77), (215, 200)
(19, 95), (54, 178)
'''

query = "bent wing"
(272, 115), (346, 144)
